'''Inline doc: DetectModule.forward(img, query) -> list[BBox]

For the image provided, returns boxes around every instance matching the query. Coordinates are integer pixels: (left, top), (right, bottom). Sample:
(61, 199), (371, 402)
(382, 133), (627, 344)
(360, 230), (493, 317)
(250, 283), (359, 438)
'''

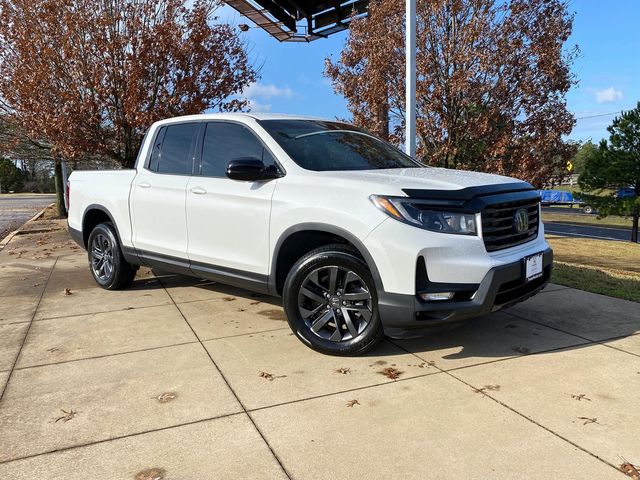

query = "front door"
(185, 121), (279, 284)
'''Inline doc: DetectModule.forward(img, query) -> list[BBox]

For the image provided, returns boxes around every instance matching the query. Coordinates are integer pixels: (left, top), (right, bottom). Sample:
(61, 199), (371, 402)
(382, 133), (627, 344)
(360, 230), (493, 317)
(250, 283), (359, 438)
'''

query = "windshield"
(258, 120), (421, 171)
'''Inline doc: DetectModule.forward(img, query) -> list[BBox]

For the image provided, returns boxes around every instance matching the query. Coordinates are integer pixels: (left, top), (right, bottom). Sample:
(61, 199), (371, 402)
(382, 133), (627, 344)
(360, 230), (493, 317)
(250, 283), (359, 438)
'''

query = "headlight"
(370, 195), (477, 235)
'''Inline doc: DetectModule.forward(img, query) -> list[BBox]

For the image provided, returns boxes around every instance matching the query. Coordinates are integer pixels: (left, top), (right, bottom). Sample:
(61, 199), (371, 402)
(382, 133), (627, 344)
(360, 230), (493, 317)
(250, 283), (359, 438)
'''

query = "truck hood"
(317, 167), (530, 194)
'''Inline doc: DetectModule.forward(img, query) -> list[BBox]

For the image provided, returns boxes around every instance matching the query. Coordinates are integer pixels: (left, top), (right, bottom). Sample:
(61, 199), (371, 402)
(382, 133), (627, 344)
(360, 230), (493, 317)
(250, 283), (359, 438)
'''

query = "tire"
(583, 205), (594, 214)
(87, 222), (137, 290)
(283, 244), (384, 356)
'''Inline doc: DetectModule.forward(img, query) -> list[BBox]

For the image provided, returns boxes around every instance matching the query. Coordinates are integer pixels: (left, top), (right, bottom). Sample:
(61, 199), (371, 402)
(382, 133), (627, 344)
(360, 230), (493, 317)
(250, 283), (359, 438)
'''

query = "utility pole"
(405, 0), (416, 158)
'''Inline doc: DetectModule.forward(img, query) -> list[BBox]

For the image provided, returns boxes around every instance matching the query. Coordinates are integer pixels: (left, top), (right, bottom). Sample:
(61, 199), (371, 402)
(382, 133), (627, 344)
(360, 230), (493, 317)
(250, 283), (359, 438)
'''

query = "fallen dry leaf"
(53, 408), (78, 423)
(620, 461), (640, 479)
(474, 384), (501, 394)
(63, 288), (72, 295)
(33, 283), (40, 287)
(513, 346), (530, 354)
(250, 300), (261, 305)
(135, 467), (166, 480)
(379, 367), (402, 380)
(155, 392), (178, 403)
(223, 297), (236, 302)
(334, 367), (351, 375)
(258, 371), (286, 381)
(346, 399), (360, 407)
(577, 416), (599, 426)
(571, 393), (591, 401)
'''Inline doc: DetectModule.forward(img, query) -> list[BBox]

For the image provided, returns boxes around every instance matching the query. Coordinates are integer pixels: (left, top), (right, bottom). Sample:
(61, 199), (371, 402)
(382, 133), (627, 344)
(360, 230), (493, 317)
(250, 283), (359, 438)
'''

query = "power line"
(575, 111), (623, 121)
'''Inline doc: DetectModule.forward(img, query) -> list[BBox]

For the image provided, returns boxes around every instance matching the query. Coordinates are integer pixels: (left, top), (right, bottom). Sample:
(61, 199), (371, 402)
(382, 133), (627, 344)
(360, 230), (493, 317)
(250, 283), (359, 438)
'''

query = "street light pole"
(405, 0), (416, 158)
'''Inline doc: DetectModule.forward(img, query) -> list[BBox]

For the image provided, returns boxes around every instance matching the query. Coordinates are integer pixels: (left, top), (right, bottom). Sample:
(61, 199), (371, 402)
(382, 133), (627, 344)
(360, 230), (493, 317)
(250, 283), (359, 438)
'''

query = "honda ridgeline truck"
(67, 113), (552, 356)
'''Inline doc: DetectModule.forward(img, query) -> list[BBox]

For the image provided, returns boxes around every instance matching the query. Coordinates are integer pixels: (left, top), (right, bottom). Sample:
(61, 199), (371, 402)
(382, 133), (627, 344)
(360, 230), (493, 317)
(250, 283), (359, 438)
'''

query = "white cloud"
(593, 87), (622, 103)
(243, 82), (294, 100)
(248, 99), (272, 112)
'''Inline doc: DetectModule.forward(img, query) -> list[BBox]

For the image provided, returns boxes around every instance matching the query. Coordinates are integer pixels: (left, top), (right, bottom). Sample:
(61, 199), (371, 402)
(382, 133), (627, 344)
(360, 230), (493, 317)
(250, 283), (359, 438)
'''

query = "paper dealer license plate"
(524, 253), (543, 282)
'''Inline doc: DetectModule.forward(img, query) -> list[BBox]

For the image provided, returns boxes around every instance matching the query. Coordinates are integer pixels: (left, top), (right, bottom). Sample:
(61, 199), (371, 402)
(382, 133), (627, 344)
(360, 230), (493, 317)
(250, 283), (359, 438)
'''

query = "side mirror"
(226, 157), (280, 181)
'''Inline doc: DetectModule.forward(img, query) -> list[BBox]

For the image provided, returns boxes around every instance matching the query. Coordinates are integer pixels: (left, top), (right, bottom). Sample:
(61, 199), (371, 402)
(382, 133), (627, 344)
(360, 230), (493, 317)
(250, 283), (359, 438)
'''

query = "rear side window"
(201, 122), (278, 177)
(148, 123), (197, 175)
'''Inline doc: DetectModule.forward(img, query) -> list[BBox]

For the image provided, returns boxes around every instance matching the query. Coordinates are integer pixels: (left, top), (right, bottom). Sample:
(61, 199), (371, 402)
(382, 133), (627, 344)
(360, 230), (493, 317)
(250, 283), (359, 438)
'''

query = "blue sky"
(219, 0), (640, 144)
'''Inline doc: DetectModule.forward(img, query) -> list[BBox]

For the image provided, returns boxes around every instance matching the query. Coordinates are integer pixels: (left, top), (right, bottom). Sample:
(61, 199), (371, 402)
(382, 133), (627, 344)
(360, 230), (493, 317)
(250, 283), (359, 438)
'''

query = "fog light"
(419, 292), (455, 301)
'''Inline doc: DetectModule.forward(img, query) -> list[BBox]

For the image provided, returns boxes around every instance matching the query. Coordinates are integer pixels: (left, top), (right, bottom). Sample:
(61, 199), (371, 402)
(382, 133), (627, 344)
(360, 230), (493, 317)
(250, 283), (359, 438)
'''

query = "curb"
(0, 203), (53, 251)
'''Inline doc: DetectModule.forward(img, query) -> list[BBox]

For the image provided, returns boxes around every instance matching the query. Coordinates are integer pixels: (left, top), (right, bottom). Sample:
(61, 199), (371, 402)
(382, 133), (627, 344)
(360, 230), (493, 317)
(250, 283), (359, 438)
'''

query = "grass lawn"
(552, 263), (640, 303)
(547, 234), (640, 302)
(543, 211), (634, 229)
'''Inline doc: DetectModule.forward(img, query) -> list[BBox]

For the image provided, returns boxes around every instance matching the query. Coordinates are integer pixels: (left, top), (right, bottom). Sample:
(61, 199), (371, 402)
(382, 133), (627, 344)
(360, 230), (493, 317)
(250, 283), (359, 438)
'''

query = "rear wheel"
(283, 245), (383, 356)
(583, 205), (594, 214)
(87, 222), (137, 290)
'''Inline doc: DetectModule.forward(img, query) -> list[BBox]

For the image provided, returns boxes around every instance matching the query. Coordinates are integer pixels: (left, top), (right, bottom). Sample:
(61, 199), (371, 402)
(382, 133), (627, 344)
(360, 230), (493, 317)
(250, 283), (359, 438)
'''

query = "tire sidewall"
(283, 248), (382, 356)
(87, 222), (126, 289)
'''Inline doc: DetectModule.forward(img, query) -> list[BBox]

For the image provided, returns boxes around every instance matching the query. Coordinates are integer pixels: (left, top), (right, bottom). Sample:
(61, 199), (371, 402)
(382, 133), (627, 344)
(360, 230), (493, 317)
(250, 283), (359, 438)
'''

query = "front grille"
(481, 198), (539, 252)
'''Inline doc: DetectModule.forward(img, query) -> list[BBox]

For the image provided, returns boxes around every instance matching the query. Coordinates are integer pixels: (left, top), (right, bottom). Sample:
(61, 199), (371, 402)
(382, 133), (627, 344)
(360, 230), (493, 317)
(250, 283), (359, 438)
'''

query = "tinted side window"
(201, 122), (277, 177)
(156, 123), (197, 175)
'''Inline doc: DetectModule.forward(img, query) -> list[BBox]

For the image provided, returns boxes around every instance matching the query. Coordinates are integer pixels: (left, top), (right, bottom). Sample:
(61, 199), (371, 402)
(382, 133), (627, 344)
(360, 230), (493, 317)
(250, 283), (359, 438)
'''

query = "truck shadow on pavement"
(133, 274), (640, 362)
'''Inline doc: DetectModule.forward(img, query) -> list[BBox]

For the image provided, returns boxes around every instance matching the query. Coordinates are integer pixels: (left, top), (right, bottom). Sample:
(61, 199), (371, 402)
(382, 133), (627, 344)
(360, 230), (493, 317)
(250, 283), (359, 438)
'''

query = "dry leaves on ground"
(379, 367), (402, 380)
(474, 384), (501, 394)
(53, 408), (78, 423)
(258, 371), (286, 381)
(334, 367), (351, 375)
(63, 288), (72, 296)
(135, 467), (166, 480)
(346, 399), (360, 408)
(571, 393), (591, 401)
(155, 392), (178, 403)
(577, 416), (599, 426)
(620, 461), (640, 479)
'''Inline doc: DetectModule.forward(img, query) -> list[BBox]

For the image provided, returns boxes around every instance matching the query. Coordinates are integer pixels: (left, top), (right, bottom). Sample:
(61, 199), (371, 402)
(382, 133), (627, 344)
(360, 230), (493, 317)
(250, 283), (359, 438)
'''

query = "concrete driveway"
(0, 221), (638, 479)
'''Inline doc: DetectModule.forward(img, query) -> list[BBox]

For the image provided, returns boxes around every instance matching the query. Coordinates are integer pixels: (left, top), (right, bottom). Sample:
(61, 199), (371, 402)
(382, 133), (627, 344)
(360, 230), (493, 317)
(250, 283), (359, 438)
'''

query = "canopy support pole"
(405, 0), (417, 158)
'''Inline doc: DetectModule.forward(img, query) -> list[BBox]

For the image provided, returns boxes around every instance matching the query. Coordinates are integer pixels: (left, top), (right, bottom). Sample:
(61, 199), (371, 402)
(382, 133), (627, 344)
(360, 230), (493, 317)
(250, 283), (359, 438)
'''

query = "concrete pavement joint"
(0, 411), (246, 466)
(158, 276), (294, 480)
(12, 326), (292, 372)
(385, 337), (627, 478)
(0, 257), (58, 403)
(504, 310), (640, 359)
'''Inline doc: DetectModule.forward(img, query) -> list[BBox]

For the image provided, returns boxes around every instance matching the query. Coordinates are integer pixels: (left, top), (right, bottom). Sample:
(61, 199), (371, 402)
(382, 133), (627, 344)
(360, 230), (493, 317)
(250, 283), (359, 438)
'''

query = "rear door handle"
(139, 181), (151, 189)
(190, 187), (207, 195)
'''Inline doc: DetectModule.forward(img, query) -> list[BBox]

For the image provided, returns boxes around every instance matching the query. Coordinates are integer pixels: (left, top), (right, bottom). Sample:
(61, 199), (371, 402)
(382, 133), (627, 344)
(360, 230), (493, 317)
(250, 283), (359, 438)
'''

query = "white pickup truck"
(68, 113), (552, 356)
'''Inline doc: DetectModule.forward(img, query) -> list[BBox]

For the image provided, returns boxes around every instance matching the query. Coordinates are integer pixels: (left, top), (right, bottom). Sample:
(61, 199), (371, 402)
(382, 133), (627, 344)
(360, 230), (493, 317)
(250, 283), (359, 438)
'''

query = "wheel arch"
(270, 223), (384, 296)
(81, 204), (139, 265)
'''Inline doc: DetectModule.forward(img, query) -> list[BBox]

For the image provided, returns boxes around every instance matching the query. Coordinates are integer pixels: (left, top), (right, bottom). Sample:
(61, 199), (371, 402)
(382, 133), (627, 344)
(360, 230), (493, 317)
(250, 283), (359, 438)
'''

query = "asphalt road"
(0, 194), (56, 239)
(544, 221), (637, 242)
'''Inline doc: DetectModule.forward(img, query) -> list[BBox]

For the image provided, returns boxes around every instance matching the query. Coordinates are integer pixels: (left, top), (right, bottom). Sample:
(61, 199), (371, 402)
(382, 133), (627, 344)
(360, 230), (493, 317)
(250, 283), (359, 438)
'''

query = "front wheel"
(583, 205), (594, 214)
(283, 245), (384, 356)
(87, 222), (137, 290)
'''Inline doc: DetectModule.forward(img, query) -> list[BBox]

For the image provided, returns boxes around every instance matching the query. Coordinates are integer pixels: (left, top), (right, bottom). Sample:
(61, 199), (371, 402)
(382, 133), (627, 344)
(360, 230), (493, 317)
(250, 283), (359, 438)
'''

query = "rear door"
(185, 121), (279, 282)
(130, 122), (199, 262)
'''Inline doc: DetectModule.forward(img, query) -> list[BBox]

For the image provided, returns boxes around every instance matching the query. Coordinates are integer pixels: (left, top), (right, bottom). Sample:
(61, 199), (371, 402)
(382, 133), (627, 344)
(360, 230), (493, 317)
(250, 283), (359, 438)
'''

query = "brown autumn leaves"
(325, 0), (578, 186)
(0, 0), (257, 168)
(1, 0), (577, 186)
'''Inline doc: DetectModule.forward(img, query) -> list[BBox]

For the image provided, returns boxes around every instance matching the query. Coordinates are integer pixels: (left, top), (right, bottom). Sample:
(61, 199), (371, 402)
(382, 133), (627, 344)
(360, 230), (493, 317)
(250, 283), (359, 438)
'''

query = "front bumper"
(378, 248), (553, 338)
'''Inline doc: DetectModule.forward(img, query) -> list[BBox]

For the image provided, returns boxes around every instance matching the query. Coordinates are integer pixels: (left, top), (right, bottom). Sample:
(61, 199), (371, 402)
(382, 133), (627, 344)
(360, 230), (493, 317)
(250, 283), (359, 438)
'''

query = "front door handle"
(190, 186), (207, 195)
(139, 181), (151, 189)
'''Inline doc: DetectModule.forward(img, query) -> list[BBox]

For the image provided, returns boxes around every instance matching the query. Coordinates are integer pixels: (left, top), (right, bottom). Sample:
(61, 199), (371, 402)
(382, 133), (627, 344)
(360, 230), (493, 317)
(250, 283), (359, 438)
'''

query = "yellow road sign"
(567, 160), (573, 172)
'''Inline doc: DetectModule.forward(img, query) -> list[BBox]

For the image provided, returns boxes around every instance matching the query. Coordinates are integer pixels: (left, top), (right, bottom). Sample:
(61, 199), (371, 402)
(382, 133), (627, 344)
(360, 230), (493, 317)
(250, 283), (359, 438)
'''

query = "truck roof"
(152, 112), (330, 126)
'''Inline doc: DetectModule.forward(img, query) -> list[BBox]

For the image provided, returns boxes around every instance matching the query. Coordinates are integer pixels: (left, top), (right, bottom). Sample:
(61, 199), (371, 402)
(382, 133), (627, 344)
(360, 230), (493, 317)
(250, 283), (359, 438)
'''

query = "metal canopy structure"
(226, 0), (417, 157)
(226, 0), (370, 42)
